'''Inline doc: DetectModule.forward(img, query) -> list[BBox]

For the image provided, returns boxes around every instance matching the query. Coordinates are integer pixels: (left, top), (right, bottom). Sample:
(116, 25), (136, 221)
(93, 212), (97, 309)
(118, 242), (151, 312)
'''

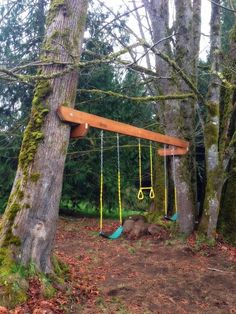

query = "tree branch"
(208, 0), (236, 12)
(78, 88), (195, 102)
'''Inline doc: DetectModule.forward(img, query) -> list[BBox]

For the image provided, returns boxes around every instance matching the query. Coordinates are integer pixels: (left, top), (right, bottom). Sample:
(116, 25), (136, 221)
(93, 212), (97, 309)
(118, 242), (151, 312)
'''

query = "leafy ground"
(2, 217), (236, 313)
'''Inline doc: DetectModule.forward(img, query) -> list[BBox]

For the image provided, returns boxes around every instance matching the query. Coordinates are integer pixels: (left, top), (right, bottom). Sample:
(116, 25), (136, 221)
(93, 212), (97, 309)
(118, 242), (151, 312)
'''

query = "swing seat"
(171, 212), (178, 221)
(164, 213), (178, 221)
(99, 226), (123, 240)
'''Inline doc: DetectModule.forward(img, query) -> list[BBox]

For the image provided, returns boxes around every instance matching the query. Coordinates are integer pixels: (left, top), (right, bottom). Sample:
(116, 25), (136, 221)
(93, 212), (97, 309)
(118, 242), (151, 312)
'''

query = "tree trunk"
(143, 0), (171, 213)
(144, 0), (201, 234)
(199, 0), (222, 238)
(0, 0), (88, 273)
(171, 0), (201, 234)
(218, 21), (236, 244)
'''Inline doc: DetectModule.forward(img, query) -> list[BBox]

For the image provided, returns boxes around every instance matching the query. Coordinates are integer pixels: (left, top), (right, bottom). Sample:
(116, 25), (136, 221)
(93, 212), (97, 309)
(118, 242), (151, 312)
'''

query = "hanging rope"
(138, 138), (144, 200)
(137, 139), (155, 200)
(164, 144), (168, 217)
(100, 130), (104, 232)
(117, 133), (122, 226)
(172, 151), (178, 214)
(149, 141), (155, 199)
(99, 131), (123, 236)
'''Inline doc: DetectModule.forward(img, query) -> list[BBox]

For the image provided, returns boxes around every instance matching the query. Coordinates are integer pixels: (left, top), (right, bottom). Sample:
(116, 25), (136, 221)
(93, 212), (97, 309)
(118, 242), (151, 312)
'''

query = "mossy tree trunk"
(169, 0), (201, 234)
(218, 22), (236, 244)
(144, 0), (201, 234)
(0, 0), (88, 273)
(199, 0), (222, 238)
(143, 0), (171, 213)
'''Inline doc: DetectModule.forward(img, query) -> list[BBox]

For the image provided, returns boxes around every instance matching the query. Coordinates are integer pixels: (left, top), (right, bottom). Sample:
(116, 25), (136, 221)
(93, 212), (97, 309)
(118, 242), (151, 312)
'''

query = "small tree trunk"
(0, 0), (88, 273)
(199, 0), (222, 238)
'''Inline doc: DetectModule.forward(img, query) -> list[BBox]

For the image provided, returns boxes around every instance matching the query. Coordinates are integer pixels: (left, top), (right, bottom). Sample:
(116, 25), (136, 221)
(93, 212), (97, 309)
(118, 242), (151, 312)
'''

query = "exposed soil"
(3, 217), (236, 313)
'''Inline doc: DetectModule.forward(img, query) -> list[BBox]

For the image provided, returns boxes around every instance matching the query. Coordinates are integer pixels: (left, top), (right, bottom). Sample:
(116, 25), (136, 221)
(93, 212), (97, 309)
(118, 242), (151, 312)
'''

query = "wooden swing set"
(57, 106), (189, 238)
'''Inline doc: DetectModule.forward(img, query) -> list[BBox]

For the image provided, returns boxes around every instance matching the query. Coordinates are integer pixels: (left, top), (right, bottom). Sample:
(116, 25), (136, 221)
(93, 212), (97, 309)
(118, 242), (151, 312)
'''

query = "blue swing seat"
(99, 225), (123, 240)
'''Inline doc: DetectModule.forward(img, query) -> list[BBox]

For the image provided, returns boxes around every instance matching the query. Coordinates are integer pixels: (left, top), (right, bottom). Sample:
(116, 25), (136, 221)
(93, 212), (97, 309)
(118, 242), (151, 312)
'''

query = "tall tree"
(199, 0), (222, 238)
(217, 5), (236, 243)
(0, 0), (88, 280)
(143, 0), (201, 234)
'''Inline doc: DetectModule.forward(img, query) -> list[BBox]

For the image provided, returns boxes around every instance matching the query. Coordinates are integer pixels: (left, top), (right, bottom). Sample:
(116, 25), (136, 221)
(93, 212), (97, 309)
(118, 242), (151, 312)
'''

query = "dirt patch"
(3, 217), (236, 313)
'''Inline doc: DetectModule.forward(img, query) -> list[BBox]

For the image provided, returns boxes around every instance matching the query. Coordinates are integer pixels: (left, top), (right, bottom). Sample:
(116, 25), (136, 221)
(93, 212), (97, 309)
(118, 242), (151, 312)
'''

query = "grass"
(60, 199), (144, 220)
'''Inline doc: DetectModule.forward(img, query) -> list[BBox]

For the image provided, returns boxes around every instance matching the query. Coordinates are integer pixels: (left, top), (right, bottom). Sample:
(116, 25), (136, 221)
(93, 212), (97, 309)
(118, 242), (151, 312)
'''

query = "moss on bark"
(19, 80), (51, 175)
(218, 156), (236, 245)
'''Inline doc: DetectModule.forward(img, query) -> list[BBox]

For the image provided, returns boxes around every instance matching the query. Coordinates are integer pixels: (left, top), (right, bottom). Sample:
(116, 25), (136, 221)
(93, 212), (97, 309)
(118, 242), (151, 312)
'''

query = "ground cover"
(1, 217), (236, 313)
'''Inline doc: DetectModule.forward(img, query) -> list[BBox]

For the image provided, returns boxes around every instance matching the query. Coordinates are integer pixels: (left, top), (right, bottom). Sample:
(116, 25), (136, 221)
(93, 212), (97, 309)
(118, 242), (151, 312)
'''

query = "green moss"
(19, 80), (51, 175)
(4, 230), (21, 246)
(229, 24), (236, 42)
(204, 122), (218, 148)
(207, 101), (219, 117)
(6, 203), (20, 221)
(43, 28), (71, 55)
(218, 156), (236, 245)
(229, 131), (236, 147)
(79, 88), (195, 102)
(30, 173), (40, 183)
(52, 255), (69, 276)
(144, 211), (171, 228)
(18, 190), (24, 200)
(40, 276), (56, 299)
(1, 181), (23, 247)
(60, 141), (68, 156)
(46, 0), (68, 26)
(0, 248), (28, 308)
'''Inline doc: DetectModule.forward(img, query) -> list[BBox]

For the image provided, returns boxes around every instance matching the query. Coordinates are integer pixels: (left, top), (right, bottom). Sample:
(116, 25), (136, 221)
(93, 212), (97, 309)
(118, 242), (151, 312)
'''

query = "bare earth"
(4, 217), (236, 313)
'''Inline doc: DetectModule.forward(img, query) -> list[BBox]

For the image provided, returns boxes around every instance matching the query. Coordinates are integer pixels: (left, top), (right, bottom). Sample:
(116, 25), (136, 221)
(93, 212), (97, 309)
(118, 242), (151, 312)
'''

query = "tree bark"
(218, 21), (236, 243)
(199, 0), (222, 238)
(0, 0), (88, 273)
(143, 0), (171, 212)
(144, 0), (201, 234)
(170, 0), (201, 234)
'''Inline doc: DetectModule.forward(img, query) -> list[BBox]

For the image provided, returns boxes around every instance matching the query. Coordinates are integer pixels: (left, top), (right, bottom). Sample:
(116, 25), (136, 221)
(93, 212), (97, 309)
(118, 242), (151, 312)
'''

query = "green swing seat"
(99, 225), (123, 240)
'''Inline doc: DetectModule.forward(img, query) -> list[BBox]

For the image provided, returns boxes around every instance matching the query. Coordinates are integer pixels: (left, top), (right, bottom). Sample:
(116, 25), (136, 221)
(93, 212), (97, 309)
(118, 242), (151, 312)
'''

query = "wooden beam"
(158, 147), (188, 156)
(71, 123), (89, 138)
(57, 106), (189, 149)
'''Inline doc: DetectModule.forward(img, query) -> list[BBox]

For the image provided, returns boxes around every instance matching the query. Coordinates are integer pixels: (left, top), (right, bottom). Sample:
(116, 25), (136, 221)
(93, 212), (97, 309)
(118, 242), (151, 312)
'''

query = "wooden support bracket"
(71, 123), (89, 138)
(157, 147), (188, 156)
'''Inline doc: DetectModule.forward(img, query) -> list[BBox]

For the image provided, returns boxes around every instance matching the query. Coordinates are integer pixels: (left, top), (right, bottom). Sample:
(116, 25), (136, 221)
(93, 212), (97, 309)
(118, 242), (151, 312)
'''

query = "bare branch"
(129, 34), (176, 67)
(95, 2), (144, 36)
(208, 0), (236, 12)
(0, 1), (18, 24)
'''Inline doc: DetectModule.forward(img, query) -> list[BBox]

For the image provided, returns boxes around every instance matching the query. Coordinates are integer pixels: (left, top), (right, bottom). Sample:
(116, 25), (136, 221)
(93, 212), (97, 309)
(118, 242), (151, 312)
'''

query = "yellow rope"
(100, 173), (103, 231)
(138, 140), (142, 189)
(117, 170), (122, 225)
(138, 139), (144, 200)
(150, 141), (153, 186)
(149, 141), (155, 199)
(174, 187), (178, 214)
(164, 187), (168, 216)
(164, 144), (168, 216)
(137, 140), (155, 200)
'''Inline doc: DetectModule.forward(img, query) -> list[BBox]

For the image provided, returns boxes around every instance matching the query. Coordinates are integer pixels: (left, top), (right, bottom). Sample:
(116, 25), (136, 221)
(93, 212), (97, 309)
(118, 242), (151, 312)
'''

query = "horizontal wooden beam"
(57, 106), (189, 149)
(71, 123), (89, 138)
(158, 147), (188, 156)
